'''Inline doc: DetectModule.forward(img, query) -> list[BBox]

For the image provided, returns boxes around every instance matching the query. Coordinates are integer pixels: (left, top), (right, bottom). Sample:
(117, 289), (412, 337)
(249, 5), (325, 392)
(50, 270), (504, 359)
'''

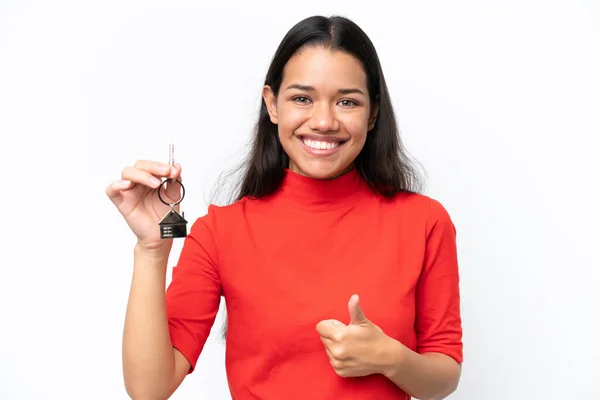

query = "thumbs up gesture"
(316, 294), (394, 378)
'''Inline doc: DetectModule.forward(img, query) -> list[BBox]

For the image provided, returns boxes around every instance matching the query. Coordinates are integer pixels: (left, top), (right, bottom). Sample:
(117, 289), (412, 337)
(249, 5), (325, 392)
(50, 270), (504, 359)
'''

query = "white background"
(1, 0), (599, 399)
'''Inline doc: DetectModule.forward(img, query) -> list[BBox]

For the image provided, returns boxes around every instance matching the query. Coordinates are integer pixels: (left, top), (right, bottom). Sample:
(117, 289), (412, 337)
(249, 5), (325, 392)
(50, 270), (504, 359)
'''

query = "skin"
(108, 45), (460, 400)
(262, 45), (378, 179)
(106, 161), (191, 398)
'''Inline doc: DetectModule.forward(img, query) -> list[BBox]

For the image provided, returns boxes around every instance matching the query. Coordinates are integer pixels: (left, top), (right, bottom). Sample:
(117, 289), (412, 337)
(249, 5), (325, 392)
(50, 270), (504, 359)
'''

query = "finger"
(324, 344), (334, 360)
(122, 166), (162, 189)
(133, 159), (173, 178)
(329, 344), (348, 361)
(328, 353), (346, 373)
(316, 319), (345, 339)
(316, 320), (333, 338)
(168, 163), (182, 181)
(348, 294), (368, 325)
(105, 180), (134, 207)
(320, 341), (340, 365)
(164, 165), (184, 204)
(319, 335), (334, 348)
(320, 344), (347, 374)
(106, 179), (132, 198)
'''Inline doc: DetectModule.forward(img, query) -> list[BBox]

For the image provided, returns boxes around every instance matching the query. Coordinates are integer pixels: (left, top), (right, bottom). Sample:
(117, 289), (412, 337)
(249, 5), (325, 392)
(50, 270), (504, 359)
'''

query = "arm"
(315, 199), (463, 396)
(122, 245), (191, 399)
(384, 198), (464, 399)
(123, 214), (222, 399)
(315, 295), (460, 398)
(381, 339), (461, 400)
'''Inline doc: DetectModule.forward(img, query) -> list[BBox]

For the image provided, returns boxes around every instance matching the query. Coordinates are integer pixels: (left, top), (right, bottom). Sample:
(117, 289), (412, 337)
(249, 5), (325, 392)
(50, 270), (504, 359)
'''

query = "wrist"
(380, 336), (407, 379)
(134, 241), (171, 263)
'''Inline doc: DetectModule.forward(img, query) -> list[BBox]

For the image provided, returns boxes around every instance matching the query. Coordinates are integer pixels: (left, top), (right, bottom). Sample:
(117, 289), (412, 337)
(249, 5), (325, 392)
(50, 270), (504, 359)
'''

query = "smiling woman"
(108, 14), (463, 400)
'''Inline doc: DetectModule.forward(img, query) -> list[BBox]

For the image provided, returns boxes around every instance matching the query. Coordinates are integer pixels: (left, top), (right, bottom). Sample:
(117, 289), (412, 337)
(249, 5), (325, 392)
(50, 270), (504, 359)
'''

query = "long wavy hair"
(216, 15), (425, 339)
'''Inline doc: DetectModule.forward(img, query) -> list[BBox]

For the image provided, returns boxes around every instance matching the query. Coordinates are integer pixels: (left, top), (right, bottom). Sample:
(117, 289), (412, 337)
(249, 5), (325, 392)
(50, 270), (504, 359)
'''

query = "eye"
(339, 99), (358, 107)
(292, 96), (311, 104)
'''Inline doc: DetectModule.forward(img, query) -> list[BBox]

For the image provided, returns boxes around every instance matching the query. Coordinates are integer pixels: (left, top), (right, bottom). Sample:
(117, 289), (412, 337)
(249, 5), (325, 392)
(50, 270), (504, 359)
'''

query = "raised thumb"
(348, 294), (367, 325)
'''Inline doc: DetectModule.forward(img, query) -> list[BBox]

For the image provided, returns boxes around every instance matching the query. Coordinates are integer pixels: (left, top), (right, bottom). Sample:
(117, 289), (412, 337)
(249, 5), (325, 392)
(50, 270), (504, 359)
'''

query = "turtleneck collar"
(274, 167), (369, 211)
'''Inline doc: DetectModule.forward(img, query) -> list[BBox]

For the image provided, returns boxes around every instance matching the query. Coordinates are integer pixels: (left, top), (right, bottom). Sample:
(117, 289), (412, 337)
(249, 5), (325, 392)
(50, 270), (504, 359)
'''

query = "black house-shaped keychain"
(159, 209), (188, 239)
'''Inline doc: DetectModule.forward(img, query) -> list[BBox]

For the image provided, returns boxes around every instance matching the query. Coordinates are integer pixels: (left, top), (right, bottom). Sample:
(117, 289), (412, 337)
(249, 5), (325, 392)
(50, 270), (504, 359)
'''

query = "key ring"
(157, 178), (185, 207)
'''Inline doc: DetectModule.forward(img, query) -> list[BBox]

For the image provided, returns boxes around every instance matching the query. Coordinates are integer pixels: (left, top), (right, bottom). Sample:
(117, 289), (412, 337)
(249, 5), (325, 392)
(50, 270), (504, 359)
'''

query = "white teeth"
(302, 138), (340, 150)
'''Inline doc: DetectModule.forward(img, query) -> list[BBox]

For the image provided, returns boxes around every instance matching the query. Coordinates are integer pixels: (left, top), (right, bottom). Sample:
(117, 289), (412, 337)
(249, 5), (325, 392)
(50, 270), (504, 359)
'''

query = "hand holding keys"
(106, 143), (187, 254)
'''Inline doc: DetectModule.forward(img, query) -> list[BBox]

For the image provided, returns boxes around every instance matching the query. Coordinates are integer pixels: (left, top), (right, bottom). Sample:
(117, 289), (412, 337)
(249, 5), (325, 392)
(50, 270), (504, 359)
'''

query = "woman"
(107, 15), (463, 400)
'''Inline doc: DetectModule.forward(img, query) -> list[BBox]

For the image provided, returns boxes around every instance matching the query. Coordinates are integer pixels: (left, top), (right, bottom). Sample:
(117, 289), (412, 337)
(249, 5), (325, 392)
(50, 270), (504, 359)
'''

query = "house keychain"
(157, 143), (188, 239)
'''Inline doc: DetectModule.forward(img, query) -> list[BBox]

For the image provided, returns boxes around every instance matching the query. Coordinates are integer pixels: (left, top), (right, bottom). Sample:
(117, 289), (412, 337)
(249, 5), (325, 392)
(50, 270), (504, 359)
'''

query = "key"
(157, 143), (187, 239)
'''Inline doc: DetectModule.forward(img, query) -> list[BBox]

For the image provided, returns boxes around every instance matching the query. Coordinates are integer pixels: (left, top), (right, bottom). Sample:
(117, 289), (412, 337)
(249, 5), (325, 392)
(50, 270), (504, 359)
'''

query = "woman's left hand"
(316, 294), (399, 378)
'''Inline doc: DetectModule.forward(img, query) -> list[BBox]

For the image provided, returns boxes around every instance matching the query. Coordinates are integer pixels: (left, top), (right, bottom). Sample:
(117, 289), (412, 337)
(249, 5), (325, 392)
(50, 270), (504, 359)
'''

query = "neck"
(274, 166), (369, 211)
(288, 163), (356, 181)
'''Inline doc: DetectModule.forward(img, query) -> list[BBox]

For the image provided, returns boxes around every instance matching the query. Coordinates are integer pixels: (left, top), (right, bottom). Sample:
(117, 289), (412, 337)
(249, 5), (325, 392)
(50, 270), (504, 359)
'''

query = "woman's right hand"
(106, 160), (183, 256)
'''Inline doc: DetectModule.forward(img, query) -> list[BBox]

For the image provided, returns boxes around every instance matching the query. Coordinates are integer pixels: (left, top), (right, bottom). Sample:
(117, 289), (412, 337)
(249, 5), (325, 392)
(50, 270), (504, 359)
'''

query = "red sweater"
(166, 167), (463, 399)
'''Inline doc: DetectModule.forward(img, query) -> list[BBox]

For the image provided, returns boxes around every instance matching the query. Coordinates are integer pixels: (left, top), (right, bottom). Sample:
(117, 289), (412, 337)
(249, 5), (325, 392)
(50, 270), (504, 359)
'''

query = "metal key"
(157, 143), (187, 239)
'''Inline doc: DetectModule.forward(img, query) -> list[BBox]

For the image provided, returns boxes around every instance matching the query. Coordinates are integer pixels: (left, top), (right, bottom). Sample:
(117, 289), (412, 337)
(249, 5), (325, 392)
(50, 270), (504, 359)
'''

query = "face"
(263, 46), (378, 179)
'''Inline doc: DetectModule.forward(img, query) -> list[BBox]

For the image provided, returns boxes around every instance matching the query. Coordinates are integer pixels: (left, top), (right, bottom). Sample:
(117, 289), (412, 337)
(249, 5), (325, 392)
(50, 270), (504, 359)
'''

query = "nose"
(308, 103), (339, 132)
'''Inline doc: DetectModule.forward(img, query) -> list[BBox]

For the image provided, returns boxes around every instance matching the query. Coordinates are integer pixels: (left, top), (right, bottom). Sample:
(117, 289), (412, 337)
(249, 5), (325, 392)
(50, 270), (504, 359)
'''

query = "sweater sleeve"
(165, 206), (222, 373)
(415, 198), (463, 364)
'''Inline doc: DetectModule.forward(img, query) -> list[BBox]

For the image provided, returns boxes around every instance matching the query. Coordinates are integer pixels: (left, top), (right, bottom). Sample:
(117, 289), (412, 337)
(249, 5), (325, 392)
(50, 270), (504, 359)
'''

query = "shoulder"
(380, 190), (446, 214)
(191, 197), (249, 228)
(377, 191), (455, 232)
(188, 195), (264, 237)
(400, 193), (455, 236)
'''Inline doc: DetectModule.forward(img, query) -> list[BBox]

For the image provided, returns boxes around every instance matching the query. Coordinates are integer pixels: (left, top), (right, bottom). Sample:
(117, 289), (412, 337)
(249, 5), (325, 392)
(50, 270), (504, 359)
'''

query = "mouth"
(297, 135), (347, 156)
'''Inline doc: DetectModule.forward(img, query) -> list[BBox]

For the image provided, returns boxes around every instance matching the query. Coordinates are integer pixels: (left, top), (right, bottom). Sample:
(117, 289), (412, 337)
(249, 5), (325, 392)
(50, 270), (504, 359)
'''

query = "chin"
(294, 160), (350, 180)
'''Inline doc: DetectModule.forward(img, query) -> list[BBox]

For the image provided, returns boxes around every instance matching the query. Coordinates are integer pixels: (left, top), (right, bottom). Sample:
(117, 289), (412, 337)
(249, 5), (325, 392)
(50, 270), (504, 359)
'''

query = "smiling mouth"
(297, 135), (347, 155)
(303, 138), (340, 150)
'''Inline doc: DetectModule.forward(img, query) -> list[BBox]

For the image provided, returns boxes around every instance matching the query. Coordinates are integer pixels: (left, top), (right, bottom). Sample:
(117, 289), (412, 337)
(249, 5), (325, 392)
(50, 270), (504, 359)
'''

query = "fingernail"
(149, 177), (161, 186)
(120, 180), (131, 188)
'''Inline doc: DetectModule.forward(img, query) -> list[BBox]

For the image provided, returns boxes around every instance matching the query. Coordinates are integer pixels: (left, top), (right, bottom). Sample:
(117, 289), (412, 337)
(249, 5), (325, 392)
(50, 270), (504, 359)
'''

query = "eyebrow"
(285, 83), (365, 96)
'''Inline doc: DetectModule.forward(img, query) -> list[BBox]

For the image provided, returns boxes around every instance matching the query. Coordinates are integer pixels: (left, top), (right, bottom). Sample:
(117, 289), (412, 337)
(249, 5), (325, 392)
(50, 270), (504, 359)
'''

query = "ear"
(262, 85), (278, 124)
(368, 97), (380, 131)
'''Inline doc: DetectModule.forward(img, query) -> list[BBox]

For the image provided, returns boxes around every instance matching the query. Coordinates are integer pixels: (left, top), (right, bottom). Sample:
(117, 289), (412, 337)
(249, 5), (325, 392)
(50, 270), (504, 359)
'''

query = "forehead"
(281, 46), (368, 90)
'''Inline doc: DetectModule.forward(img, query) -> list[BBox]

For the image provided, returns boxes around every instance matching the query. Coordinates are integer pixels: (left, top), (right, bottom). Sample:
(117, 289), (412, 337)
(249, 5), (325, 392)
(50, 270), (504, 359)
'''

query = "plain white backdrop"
(1, 0), (599, 399)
